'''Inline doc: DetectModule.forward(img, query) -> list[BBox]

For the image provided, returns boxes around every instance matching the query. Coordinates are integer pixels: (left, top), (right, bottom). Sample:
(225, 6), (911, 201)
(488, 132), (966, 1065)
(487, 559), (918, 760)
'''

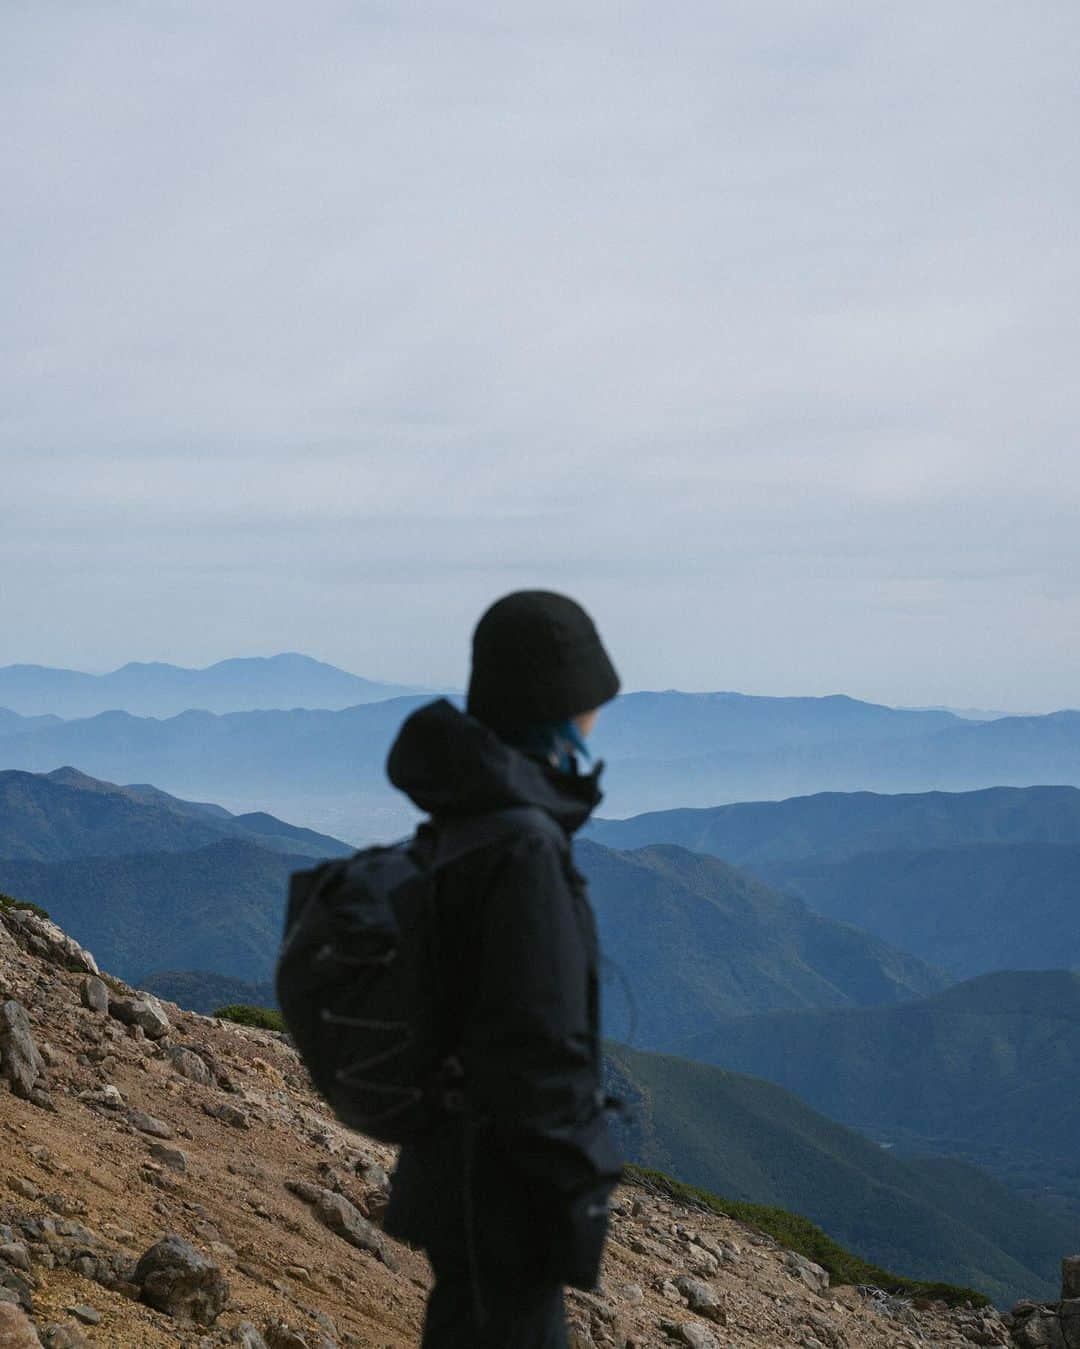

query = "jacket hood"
(386, 698), (603, 834)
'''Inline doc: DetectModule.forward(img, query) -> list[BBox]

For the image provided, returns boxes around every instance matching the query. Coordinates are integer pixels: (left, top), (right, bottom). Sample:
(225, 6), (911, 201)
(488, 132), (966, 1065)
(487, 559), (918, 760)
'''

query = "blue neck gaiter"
(512, 718), (593, 774)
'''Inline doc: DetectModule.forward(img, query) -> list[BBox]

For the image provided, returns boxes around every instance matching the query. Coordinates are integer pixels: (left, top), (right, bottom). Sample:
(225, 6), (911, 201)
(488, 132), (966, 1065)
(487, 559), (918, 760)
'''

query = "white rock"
(109, 994), (171, 1040)
(784, 1250), (830, 1295)
(677, 1323), (720, 1349)
(674, 1276), (726, 1323)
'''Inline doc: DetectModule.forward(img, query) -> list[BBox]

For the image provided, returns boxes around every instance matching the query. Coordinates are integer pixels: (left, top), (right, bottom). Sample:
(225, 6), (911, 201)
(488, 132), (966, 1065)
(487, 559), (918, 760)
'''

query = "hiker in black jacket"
(383, 590), (624, 1349)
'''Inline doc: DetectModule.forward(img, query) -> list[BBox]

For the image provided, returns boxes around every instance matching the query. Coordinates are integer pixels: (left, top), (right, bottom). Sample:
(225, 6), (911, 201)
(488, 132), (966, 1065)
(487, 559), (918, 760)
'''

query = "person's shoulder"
(502, 809), (569, 855)
(496, 816), (572, 878)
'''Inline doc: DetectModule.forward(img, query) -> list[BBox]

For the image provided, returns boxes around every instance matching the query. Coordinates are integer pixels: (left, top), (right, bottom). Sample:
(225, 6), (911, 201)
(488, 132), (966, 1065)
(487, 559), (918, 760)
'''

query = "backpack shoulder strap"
(429, 806), (568, 871)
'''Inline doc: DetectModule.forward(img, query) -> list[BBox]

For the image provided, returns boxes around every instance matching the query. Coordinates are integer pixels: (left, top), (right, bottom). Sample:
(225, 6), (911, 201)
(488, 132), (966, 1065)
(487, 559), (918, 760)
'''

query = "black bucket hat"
(466, 590), (620, 732)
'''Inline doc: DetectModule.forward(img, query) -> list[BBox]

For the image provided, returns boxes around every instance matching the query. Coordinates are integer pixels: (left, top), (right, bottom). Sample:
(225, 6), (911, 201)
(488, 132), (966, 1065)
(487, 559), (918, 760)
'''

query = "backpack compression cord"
(276, 808), (570, 1144)
(276, 843), (437, 1141)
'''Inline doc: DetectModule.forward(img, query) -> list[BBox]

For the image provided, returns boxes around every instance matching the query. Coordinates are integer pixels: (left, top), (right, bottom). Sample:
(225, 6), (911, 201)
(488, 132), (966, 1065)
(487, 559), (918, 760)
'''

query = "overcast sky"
(3, 3), (1079, 711)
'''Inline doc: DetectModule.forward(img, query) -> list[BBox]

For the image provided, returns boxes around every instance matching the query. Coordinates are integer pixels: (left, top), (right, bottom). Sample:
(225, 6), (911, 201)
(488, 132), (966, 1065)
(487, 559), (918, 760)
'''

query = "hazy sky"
(3, 3), (1079, 710)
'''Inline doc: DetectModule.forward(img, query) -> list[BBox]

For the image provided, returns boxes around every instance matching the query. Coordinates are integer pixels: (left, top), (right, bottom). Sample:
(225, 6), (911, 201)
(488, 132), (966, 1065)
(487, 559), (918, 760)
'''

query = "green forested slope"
(0, 839), (297, 982)
(587, 785), (1080, 865)
(576, 840), (944, 1048)
(681, 970), (1080, 1215)
(0, 767), (349, 862)
(758, 842), (1080, 977)
(139, 969), (278, 1015)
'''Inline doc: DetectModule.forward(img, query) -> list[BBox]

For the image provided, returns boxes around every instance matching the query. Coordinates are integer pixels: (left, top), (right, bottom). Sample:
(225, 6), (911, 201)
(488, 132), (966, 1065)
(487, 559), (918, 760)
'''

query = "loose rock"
(204, 1101), (249, 1129)
(0, 909), (97, 975)
(79, 978), (108, 1016)
(0, 1002), (44, 1100)
(233, 1324), (269, 1348)
(676, 1322), (720, 1349)
(40, 1326), (90, 1349)
(288, 1183), (397, 1273)
(132, 1234), (229, 1326)
(674, 1275), (726, 1323)
(108, 994), (170, 1040)
(785, 1249), (830, 1295)
(78, 1085), (124, 1110)
(149, 1143), (188, 1174)
(127, 1109), (174, 1139)
(167, 1045), (214, 1086)
(264, 1324), (310, 1348)
(61, 1308), (98, 1327)
(0, 1303), (43, 1348)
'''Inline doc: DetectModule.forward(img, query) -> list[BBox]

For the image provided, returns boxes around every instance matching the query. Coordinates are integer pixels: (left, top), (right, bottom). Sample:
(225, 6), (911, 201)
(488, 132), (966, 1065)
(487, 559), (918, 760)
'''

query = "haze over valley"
(4, 655), (1080, 841)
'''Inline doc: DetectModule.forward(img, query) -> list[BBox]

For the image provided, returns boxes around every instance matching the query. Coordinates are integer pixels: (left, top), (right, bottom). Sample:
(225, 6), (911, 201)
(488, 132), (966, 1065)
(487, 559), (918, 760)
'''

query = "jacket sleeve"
(462, 831), (622, 1202)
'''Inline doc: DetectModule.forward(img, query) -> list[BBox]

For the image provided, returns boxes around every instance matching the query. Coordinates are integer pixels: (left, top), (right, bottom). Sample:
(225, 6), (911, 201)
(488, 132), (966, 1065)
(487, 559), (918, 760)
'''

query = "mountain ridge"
(0, 652), (424, 718)
(0, 767), (351, 863)
(0, 838), (303, 984)
(585, 784), (1080, 864)
(580, 839), (945, 1049)
(9, 695), (1080, 839)
(758, 841), (1080, 979)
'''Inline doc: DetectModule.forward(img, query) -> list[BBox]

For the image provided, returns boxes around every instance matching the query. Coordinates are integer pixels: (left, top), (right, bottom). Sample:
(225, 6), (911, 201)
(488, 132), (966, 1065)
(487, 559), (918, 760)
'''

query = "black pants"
(422, 1250), (568, 1349)
(387, 1122), (571, 1347)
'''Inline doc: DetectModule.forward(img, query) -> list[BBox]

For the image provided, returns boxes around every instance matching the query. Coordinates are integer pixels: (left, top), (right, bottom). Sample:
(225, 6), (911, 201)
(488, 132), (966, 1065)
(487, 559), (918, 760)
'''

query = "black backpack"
(275, 806), (566, 1143)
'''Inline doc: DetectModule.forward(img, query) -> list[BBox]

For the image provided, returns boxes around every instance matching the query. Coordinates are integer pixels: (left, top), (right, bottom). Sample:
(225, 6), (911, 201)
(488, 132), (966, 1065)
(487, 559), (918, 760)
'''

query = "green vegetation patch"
(625, 1166), (991, 1309)
(0, 890), (50, 920)
(214, 1003), (285, 1032)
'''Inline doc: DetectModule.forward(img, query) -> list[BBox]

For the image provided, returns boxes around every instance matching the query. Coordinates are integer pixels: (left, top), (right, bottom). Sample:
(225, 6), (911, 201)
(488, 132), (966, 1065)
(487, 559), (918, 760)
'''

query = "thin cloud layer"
(2, 3), (1078, 707)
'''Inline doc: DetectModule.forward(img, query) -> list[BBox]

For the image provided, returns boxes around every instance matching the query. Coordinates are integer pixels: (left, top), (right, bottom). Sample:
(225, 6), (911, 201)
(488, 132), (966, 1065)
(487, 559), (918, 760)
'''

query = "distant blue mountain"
(2, 690), (1080, 839)
(598, 691), (961, 757)
(594, 702), (1080, 815)
(0, 652), (424, 717)
(585, 784), (1080, 863)
(0, 697), (429, 840)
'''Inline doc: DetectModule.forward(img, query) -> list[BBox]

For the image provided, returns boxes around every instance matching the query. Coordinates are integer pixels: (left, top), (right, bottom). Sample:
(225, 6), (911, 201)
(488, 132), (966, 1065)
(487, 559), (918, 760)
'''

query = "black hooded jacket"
(382, 698), (622, 1287)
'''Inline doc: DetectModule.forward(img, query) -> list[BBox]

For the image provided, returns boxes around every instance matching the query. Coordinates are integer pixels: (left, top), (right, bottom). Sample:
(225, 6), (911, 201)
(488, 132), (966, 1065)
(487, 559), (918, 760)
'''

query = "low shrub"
(213, 1003), (285, 1032)
(0, 891), (50, 921)
(625, 1166), (990, 1309)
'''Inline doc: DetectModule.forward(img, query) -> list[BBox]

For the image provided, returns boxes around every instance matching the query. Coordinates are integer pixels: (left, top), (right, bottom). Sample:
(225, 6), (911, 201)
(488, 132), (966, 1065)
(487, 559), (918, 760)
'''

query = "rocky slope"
(0, 901), (1069, 1348)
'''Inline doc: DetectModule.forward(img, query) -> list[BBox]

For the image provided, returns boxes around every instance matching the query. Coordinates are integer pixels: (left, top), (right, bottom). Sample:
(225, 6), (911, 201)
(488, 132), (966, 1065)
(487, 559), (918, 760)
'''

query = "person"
(382, 590), (624, 1349)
